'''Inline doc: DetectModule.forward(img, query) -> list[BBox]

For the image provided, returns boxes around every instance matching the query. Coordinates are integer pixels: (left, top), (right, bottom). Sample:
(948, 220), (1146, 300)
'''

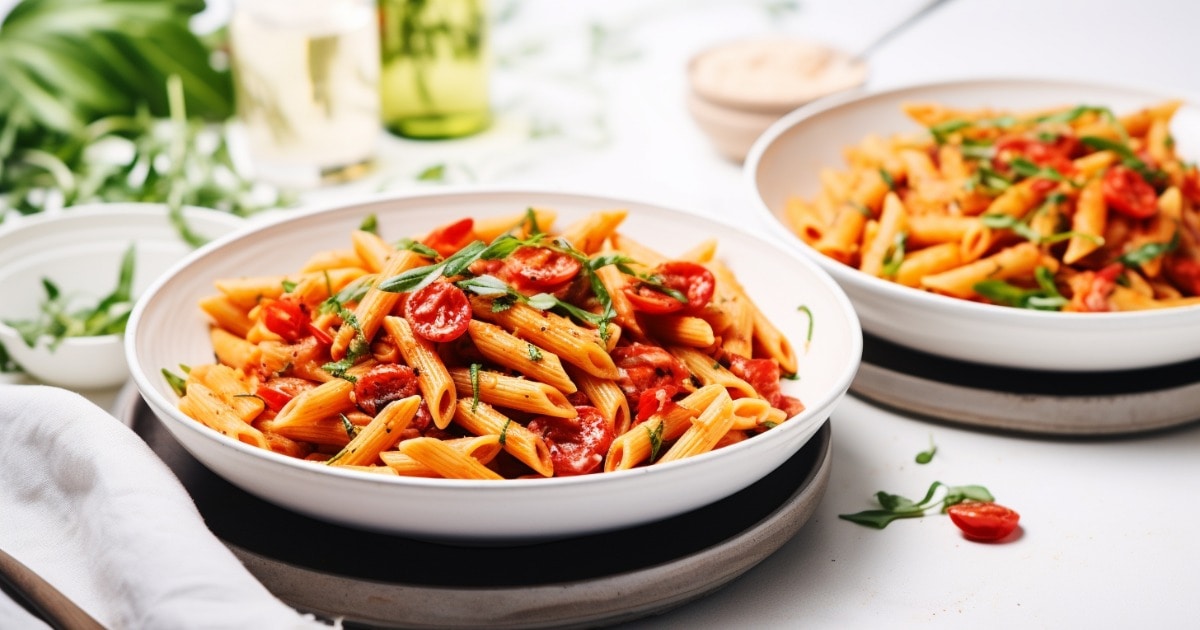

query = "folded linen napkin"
(0, 384), (332, 629)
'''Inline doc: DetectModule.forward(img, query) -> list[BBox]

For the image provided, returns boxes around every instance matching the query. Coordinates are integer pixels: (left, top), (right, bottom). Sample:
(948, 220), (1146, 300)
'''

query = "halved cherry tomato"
(500, 246), (581, 295)
(354, 364), (420, 415)
(623, 261), (716, 315)
(636, 385), (679, 423)
(421, 218), (477, 258)
(1165, 257), (1200, 296)
(255, 377), (316, 412)
(1102, 165), (1158, 219)
(726, 354), (804, 416)
(612, 343), (691, 404)
(1181, 168), (1200, 205)
(403, 281), (471, 342)
(528, 406), (614, 476)
(261, 298), (310, 342)
(946, 501), (1021, 542)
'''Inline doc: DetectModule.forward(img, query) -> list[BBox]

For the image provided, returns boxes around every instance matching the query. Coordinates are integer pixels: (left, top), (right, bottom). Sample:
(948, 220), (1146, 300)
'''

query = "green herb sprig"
(839, 481), (994, 529)
(5, 243), (136, 349)
(973, 266), (1068, 311)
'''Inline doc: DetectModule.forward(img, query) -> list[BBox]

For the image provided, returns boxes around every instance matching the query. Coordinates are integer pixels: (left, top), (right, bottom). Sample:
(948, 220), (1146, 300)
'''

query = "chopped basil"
(647, 421), (665, 462)
(881, 231), (908, 278)
(965, 162), (1013, 195)
(162, 367), (188, 397)
(1117, 231), (1179, 268)
(929, 119), (971, 144)
(1080, 136), (1167, 186)
(527, 343), (543, 362)
(879, 168), (896, 191)
(416, 163), (446, 181)
(973, 266), (1067, 311)
(395, 238), (440, 259)
(848, 201), (873, 217)
(359, 214), (379, 235)
(1008, 157), (1070, 184)
(340, 413), (358, 438)
(498, 417), (511, 446)
(469, 363), (481, 412)
(796, 304), (814, 347)
(281, 279), (298, 293)
(915, 435), (937, 464)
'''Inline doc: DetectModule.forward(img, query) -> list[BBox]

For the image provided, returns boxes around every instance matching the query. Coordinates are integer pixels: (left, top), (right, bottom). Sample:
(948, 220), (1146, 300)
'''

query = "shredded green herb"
(839, 481), (994, 529)
(5, 243), (136, 349)
(973, 266), (1068, 311)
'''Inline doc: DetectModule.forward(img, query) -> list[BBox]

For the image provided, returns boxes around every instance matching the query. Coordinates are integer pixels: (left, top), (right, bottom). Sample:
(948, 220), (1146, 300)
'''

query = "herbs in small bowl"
(0, 203), (243, 389)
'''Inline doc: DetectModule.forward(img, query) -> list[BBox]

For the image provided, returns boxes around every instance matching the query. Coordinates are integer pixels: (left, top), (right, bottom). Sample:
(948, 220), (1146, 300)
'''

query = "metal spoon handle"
(855, 0), (955, 60)
(0, 548), (105, 630)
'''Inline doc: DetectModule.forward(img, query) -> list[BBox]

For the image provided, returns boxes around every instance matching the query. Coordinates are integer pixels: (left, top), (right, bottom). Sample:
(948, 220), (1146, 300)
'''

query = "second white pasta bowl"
(125, 190), (861, 542)
(746, 78), (1200, 372)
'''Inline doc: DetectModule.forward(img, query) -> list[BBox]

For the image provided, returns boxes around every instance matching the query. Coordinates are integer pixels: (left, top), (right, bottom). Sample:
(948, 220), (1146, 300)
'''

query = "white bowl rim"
(744, 75), (1200, 331)
(126, 187), (863, 490)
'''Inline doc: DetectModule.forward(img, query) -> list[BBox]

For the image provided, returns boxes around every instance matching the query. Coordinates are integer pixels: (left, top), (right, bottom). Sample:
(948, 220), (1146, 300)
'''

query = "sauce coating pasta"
(786, 100), (1200, 312)
(170, 209), (805, 479)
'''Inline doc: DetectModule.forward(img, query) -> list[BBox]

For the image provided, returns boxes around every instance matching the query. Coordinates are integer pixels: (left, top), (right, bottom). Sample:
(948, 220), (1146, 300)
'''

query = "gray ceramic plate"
(124, 395), (832, 629)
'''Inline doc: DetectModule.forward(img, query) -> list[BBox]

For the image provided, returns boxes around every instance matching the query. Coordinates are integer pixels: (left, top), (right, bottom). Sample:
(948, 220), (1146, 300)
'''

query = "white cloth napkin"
(0, 384), (333, 629)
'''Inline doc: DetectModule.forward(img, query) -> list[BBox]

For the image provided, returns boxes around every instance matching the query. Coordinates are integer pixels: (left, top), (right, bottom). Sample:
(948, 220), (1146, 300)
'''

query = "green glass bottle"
(379, 0), (491, 139)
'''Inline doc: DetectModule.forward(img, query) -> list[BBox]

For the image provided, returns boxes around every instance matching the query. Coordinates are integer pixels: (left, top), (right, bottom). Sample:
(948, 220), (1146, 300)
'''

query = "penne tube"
(200, 294), (254, 338)
(467, 319), (577, 394)
(331, 250), (422, 360)
(470, 296), (618, 379)
(383, 316), (456, 428)
(557, 208), (628, 254)
(396, 437), (504, 480)
(380, 435), (504, 477)
(604, 385), (723, 472)
(643, 314), (715, 348)
(657, 389), (735, 463)
(179, 381), (268, 448)
(210, 326), (261, 372)
(188, 363), (263, 423)
(272, 379), (357, 430)
(327, 395), (419, 467)
(350, 229), (395, 273)
(1063, 178), (1107, 265)
(453, 400), (553, 477)
(566, 365), (630, 436)
(921, 242), (1043, 299)
(448, 367), (576, 418)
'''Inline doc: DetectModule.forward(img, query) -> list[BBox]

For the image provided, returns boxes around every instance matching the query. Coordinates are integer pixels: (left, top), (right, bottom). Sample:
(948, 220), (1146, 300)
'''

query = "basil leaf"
(1117, 231), (1180, 268)
(162, 367), (187, 397)
(838, 509), (923, 529)
(942, 485), (995, 510)
(469, 363), (481, 412)
(881, 231), (907, 278)
(915, 436), (937, 464)
(359, 214), (378, 235)
(395, 238), (440, 259)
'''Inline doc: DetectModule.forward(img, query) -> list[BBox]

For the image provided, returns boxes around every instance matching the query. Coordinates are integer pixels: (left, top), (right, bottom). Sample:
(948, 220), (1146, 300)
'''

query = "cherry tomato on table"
(499, 245), (581, 295)
(623, 261), (715, 315)
(1102, 165), (1158, 219)
(404, 281), (472, 342)
(946, 501), (1021, 542)
(354, 364), (420, 415)
(528, 405), (614, 476)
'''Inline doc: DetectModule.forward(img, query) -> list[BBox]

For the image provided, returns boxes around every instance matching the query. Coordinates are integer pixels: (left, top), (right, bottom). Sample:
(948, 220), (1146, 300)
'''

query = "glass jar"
(229, 0), (381, 188)
(379, 0), (491, 139)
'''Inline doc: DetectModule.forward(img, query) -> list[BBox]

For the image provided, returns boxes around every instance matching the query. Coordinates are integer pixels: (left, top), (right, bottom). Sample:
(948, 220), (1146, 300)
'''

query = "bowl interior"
(0, 204), (244, 388)
(127, 190), (862, 540)
(746, 78), (1200, 371)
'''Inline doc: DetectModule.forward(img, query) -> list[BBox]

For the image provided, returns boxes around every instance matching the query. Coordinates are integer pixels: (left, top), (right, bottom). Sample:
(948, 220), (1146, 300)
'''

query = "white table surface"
(9, 0), (1200, 627)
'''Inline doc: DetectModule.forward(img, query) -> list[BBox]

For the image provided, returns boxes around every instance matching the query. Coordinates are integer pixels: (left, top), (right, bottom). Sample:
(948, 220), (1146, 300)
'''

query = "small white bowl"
(125, 189), (862, 542)
(746, 77), (1200, 372)
(0, 204), (244, 390)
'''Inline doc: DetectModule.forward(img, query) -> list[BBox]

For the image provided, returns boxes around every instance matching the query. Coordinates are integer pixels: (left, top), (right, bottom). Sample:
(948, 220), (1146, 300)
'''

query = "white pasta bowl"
(125, 190), (862, 542)
(0, 204), (244, 390)
(746, 77), (1200, 372)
